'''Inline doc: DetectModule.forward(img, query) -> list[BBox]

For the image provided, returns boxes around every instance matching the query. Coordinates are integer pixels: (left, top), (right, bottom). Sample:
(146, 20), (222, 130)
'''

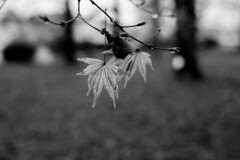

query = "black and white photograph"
(0, 0), (240, 159)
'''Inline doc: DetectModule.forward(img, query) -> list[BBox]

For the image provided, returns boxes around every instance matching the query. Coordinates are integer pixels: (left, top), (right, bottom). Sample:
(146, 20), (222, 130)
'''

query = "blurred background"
(0, 0), (240, 160)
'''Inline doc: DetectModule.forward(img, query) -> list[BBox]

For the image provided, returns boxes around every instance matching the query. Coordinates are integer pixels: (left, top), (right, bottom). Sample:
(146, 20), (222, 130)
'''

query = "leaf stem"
(89, 0), (126, 33)
(121, 22), (146, 29)
(78, 15), (102, 33)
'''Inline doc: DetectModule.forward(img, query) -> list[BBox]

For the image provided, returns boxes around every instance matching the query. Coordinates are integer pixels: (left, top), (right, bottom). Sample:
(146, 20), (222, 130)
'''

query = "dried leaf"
(77, 57), (119, 108)
(76, 57), (103, 76)
(117, 49), (154, 88)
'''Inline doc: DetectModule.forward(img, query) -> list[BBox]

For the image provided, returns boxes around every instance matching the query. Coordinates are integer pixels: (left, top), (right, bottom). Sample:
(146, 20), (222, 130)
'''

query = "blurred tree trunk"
(238, 26), (240, 50)
(62, 1), (75, 65)
(151, 0), (160, 43)
(173, 0), (202, 79)
(113, 0), (120, 34)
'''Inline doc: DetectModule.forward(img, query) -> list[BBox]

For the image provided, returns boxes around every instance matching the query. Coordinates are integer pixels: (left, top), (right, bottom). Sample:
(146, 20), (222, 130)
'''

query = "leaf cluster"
(77, 48), (154, 107)
(41, 0), (180, 107)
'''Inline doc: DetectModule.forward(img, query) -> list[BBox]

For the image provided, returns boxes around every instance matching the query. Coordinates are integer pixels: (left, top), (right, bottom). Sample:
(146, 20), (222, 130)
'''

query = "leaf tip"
(113, 101), (117, 108)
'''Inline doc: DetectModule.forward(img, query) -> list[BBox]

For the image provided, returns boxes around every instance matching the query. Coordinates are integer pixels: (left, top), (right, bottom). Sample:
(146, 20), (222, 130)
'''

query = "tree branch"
(40, 0), (180, 55)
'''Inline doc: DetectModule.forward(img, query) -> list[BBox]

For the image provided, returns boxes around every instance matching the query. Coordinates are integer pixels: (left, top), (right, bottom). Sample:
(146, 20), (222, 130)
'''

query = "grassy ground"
(0, 47), (240, 160)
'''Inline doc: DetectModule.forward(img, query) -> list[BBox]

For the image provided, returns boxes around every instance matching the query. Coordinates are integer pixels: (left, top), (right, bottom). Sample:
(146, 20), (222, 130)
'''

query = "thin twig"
(40, 0), (180, 54)
(121, 22), (146, 29)
(0, 0), (7, 11)
(78, 15), (102, 33)
(145, 29), (161, 44)
(89, 0), (126, 33)
(128, 0), (176, 18)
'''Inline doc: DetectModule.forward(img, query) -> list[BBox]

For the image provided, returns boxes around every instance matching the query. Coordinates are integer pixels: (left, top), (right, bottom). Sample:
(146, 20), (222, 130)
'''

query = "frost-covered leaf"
(77, 57), (119, 108)
(117, 49), (154, 88)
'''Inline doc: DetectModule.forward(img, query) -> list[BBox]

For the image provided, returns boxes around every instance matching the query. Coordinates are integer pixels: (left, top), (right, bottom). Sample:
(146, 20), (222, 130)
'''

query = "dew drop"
(135, 26), (141, 29)
(152, 14), (159, 19)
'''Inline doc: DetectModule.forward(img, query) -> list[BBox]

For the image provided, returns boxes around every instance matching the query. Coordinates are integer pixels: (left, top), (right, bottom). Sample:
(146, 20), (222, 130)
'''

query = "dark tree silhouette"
(150, 0), (160, 43)
(173, 0), (202, 79)
(62, 1), (76, 65)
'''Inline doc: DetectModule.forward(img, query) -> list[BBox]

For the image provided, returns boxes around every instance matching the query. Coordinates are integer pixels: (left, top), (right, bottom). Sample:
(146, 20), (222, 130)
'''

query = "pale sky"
(0, 0), (65, 19)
